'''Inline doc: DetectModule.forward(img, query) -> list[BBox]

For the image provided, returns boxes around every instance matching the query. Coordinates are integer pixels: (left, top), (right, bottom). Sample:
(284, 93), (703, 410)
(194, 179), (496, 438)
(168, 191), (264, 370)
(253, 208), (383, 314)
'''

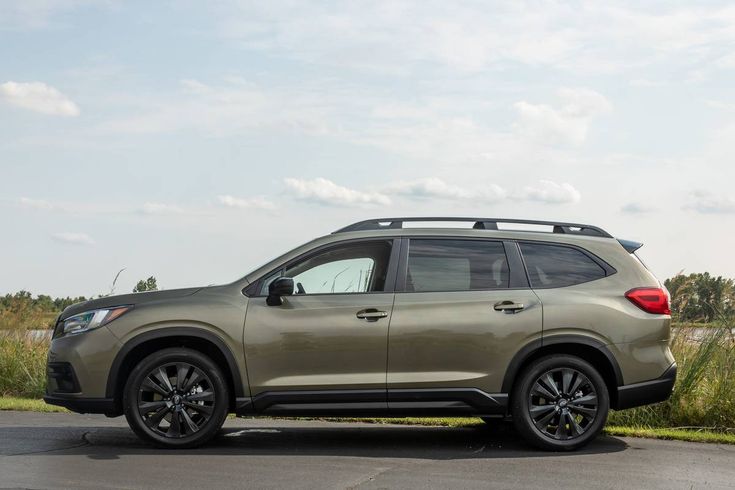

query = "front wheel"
(511, 355), (609, 451)
(123, 347), (229, 448)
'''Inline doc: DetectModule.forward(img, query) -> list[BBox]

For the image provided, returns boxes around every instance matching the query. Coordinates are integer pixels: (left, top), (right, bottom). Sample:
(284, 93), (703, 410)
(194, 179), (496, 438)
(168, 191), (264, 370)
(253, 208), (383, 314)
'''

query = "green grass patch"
(0, 396), (67, 413)
(604, 425), (735, 445)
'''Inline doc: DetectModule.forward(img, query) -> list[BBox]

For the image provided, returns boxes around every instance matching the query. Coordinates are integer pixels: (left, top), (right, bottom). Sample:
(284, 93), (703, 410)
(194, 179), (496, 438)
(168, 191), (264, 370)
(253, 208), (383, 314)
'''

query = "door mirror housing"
(267, 277), (294, 306)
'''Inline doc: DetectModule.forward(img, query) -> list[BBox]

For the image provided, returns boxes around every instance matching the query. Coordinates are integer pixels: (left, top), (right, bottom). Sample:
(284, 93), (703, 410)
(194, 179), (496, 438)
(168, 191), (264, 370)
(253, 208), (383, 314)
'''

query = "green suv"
(44, 217), (676, 450)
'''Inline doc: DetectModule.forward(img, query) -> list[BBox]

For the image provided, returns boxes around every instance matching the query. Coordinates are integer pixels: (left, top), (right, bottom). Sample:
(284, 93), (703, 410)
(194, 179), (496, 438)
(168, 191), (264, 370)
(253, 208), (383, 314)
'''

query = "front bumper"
(614, 362), (677, 410)
(43, 325), (122, 414)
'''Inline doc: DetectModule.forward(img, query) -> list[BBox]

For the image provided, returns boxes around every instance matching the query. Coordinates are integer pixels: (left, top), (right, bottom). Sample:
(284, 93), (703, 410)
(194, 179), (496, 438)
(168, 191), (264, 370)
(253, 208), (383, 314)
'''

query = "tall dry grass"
(609, 323), (735, 429)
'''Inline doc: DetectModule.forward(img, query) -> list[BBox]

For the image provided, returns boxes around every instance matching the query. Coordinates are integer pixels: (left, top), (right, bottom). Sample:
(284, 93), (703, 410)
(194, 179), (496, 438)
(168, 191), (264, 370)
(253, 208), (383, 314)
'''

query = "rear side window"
(520, 242), (606, 288)
(406, 239), (509, 292)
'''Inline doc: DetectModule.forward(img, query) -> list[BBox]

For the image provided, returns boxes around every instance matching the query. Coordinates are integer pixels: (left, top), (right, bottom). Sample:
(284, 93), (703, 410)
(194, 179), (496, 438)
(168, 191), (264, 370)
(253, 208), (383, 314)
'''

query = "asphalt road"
(0, 411), (733, 489)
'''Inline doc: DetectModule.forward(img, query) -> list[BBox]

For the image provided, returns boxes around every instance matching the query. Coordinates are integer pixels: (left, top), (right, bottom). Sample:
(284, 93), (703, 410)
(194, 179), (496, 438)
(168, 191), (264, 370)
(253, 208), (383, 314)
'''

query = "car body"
(45, 217), (676, 450)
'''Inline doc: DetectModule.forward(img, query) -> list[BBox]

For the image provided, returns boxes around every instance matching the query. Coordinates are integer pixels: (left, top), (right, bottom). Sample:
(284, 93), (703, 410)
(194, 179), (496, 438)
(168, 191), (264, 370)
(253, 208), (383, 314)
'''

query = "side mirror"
(266, 277), (294, 306)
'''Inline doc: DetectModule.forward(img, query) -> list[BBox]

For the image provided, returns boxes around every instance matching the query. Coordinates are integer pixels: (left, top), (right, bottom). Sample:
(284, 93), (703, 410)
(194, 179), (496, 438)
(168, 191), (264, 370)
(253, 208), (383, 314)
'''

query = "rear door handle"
(493, 300), (525, 313)
(356, 308), (388, 322)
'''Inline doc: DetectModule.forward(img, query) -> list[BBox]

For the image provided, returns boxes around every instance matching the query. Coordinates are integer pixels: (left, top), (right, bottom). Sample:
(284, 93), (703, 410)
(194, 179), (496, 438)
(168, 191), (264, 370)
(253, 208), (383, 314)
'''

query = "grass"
(0, 331), (49, 398)
(0, 396), (67, 413)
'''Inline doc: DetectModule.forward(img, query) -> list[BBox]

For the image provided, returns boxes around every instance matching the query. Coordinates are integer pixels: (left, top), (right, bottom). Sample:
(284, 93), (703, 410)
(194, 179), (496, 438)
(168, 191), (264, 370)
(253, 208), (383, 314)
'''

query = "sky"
(1, 0), (735, 298)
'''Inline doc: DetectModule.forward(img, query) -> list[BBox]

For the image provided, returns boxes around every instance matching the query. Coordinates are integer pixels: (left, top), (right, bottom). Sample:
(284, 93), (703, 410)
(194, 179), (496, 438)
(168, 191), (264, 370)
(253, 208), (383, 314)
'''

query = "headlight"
(59, 306), (132, 337)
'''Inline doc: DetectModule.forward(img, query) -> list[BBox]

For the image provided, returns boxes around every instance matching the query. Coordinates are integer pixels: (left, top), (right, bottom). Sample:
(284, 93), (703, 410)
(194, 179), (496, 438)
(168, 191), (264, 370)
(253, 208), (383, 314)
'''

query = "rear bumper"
(43, 394), (118, 415)
(614, 362), (677, 410)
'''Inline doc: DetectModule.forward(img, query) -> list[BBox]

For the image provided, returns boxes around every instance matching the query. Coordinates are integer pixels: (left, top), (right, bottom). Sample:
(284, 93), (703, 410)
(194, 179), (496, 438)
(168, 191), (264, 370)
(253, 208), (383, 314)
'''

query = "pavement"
(0, 411), (733, 489)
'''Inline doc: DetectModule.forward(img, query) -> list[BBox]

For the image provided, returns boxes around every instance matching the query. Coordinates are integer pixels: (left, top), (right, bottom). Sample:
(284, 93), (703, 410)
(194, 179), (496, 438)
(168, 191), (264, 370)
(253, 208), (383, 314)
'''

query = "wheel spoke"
(561, 369), (573, 395)
(529, 404), (556, 418)
(154, 367), (174, 393)
(168, 411), (182, 437)
(138, 400), (167, 415)
(142, 377), (169, 397)
(176, 363), (191, 391)
(181, 409), (200, 434)
(534, 408), (558, 431)
(182, 370), (202, 392)
(571, 394), (597, 406)
(568, 373), (584, 395)
(543, 373), (561, 397)
(187, 390), (214, 402)
(569, 405), (597, 418)
(555, 414), (567, 439)
(145, 405), (169, 428)
(532, 382), (556, 400)
(183, 401), (213, 416)
(568, 413), (584, 436)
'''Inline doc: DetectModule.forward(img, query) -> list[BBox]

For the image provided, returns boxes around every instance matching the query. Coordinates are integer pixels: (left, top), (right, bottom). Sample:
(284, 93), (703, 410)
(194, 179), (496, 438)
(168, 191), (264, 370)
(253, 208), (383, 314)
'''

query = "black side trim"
(252, 389), (387, 416)
(388, 388), (508, 416)
(501, 335), (624, 393)
(615, 363), (676, 410)
(105, 327), (246, 399)
(248, 388), (508, 417)
(43, 395), (117, 415)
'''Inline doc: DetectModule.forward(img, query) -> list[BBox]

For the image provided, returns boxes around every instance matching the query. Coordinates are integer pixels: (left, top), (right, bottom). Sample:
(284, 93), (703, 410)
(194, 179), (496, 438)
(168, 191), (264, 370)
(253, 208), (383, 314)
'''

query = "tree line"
(1, 273), (733, 325)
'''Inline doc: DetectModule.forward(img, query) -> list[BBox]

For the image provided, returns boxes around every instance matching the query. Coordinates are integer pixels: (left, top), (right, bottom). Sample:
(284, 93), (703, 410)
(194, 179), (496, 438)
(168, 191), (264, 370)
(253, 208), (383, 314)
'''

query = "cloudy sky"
(2, 1), (735, 297)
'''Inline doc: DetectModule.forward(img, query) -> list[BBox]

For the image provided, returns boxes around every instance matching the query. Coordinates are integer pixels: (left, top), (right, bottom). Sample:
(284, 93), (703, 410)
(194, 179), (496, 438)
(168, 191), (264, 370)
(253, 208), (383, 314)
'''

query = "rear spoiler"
(617, 238), (643, 253)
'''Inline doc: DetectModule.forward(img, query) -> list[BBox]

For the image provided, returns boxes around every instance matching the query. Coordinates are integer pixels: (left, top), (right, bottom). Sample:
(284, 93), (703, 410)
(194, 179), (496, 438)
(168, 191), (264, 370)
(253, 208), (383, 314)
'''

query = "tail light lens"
(625, 287), (671, 315)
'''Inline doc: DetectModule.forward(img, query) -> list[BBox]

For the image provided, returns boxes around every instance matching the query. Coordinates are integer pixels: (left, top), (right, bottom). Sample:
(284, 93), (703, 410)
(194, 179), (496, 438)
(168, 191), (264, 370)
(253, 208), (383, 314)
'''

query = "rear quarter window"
(520, 242), (607, 288)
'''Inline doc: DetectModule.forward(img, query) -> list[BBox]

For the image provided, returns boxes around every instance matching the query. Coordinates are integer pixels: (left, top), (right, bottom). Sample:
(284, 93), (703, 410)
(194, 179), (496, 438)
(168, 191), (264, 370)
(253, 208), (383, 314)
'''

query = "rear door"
(243, 238), (399, 414)
(387, 238), (542, 414)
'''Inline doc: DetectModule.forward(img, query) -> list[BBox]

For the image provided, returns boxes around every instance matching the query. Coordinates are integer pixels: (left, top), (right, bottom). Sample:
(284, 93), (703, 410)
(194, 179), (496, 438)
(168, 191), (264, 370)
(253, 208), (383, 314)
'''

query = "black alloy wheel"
(123, 348), (229, 448)
(511, 354), (609, 451)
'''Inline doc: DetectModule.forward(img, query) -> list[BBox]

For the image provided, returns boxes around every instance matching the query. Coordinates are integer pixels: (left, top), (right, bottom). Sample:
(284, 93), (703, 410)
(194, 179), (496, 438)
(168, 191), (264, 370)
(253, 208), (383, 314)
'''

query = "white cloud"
(284, 178), (390, 207)
(0, 81), (79, 116)
(217, 195), (277, 210)
(51, 232), (95, 246)
(685, 191), (735, 214)
(388, 177), (506, 202)
(19, 197), (54, 210)
(513, 180), (581, 204)
(139, 202), (184, 215)
(621, 202), (656, 214)
(514, 88), (612, 145)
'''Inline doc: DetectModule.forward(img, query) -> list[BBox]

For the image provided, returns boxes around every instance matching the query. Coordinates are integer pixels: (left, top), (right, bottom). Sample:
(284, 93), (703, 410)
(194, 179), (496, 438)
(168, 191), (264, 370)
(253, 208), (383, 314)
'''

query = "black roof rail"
(334, 217), (613, 238)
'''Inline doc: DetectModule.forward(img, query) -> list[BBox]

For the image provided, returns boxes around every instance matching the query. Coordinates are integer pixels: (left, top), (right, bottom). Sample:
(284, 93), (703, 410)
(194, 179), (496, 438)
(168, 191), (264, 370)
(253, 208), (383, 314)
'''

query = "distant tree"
(133, 276), (158, 293)
(665, 272), (735, 322)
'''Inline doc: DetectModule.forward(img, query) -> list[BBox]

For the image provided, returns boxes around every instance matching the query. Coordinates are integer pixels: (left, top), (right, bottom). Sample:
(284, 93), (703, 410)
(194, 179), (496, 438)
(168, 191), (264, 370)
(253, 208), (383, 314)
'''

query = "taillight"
(625, 287), (671, 315)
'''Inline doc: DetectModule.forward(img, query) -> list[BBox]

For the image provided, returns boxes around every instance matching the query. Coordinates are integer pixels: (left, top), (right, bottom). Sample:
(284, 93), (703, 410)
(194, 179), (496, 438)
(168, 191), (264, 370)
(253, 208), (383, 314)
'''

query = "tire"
(511, 354), (609, 451)
(123, 347), (229, 448)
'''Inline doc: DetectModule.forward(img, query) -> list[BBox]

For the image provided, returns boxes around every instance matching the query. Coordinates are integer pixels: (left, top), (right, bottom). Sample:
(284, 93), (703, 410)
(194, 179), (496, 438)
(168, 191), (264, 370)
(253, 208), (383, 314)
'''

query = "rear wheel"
(123, 347), (229, 448)
(511, 355), (609, 451)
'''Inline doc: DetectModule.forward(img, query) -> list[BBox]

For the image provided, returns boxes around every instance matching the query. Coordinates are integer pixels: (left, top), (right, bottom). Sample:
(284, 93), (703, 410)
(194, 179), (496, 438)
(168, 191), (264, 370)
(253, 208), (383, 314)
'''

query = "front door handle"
(356, 308), (388, 322)
(493, 300), (525, 313)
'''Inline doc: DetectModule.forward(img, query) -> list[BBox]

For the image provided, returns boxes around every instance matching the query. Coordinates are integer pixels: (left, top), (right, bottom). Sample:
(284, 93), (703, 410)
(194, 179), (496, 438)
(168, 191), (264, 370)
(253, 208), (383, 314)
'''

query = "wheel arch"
(502, 335), (623, 408)
(106, 327), (246, 414)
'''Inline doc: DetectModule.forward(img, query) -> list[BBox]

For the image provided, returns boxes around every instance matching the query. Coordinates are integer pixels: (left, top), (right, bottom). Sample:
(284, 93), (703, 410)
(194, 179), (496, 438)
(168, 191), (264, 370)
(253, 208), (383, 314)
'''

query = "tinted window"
(520, 243), (605, 288)
(260, 240), (392, 295)
(406, 240), (509, 292)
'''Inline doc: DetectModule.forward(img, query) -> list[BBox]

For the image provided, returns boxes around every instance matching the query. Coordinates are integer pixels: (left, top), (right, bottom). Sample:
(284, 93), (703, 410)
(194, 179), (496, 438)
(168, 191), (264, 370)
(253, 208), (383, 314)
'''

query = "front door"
(243, 238), (398, 414)
(387, 238), (542, 415)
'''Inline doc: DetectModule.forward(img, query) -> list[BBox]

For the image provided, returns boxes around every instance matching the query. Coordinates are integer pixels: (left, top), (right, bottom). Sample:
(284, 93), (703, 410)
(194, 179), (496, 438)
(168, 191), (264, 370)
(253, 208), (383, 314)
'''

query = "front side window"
(406, 239), (509, 292)
(260, 240), (393, 295)
(520, 242), (606, 288)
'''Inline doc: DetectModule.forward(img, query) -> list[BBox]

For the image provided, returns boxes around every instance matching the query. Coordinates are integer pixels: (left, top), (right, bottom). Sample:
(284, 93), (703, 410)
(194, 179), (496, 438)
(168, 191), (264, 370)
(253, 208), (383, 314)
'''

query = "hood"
(59, 287), (204, 321)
